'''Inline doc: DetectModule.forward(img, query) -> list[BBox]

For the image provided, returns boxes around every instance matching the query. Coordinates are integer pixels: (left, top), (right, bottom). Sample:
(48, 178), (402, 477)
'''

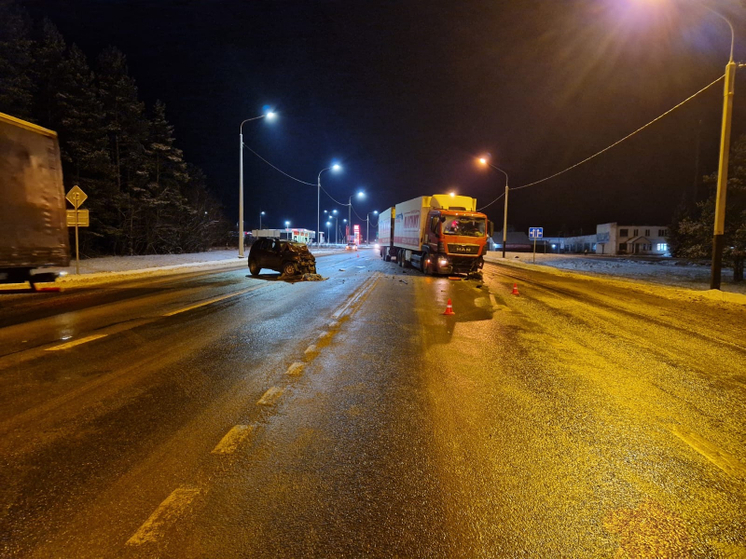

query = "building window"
(645, 229), (650, 236)
(619, 242), (627, 252)
(619, 228), (628, 237)
(658, 229), (668, 237)
(657, 243), (668, 252)
(633, 229), (639, 236)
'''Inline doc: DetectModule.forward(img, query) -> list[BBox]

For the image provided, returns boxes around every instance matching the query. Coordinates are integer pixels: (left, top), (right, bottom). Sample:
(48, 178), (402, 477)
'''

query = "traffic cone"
(442, 299), (455, 315)
(511, 283), (519, 296)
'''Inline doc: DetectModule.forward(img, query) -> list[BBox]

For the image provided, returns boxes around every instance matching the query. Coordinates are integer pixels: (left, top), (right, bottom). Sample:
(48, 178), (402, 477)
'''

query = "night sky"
(24, 0), (746, 236)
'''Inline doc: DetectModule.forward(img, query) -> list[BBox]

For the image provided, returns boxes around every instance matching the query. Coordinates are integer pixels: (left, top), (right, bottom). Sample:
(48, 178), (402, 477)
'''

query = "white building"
(543, 223), (670, 255)
(596, 223), (669, 255)
(251, 228), (317, 244)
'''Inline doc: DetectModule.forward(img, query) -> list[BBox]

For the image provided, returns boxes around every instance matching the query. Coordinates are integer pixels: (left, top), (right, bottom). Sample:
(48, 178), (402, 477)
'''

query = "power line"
(477, 73), (726, 211)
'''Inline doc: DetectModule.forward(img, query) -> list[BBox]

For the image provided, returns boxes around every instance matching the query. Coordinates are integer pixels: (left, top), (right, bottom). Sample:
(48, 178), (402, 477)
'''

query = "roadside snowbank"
(484, 252), (746, 305)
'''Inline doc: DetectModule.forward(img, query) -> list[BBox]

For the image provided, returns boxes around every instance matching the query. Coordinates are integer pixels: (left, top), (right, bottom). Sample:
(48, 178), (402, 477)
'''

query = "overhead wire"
(476, 73), (726, 211)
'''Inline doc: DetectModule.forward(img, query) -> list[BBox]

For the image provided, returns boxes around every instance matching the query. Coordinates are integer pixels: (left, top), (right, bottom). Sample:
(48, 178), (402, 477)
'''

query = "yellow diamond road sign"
(66, 185), (87, 208)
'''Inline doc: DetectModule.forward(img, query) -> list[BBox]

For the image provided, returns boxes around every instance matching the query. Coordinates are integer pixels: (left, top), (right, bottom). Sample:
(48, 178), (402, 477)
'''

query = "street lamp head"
(373, 210), (378, 215)
(265, 111), (277, 121)
(357, 191), (365, 199)
(285, 220), (290, 227)
(260, 211), (265, 216)
(333, 209), (338, 215)
(332, 163), (342, 172)
(478, 157), (488, 166)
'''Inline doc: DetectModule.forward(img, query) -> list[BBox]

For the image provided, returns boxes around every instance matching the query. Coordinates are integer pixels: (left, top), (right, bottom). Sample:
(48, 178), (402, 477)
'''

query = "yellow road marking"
(257, 386), (283, 406)
(286, 362), (304, 376)
(211, 425), (256, 454)
(304, 344), (318, 355)
(669, 426), (746, 479)
(126, 487), (201, 545)
(45, 334), (108, 351)
(163, 285), (263, 317)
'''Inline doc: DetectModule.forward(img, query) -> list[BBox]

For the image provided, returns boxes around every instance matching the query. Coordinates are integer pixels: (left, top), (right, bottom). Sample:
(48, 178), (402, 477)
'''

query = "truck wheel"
(248, 258), (260, 276)
(282, 262), (297, 276)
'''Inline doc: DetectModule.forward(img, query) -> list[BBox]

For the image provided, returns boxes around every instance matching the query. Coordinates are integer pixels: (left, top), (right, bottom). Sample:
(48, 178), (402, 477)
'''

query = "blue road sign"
(528, 227), (543, 240)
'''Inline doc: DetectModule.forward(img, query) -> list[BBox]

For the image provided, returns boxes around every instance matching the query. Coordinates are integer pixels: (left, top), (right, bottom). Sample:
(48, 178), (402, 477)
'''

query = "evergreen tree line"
(0, 1), (231, 256)
(668, 134), (746, 280)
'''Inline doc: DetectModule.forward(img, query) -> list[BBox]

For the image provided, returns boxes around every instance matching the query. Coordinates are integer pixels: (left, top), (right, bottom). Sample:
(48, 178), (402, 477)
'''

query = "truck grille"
(447, 244), (479, 255)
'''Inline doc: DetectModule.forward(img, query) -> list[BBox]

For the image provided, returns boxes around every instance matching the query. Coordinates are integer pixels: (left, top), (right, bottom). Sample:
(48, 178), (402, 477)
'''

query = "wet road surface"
(0, 250), (744, 557)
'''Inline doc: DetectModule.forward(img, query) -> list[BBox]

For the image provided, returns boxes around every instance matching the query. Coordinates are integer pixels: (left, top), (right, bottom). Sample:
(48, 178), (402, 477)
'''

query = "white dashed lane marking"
(163, 285), (264, 317)
(257, 386), (283, 406)
(45, 334), (108, 351)
(126, 487), (201, 546)
(212, 425), (256, 455)
(286, 362), (304, 376)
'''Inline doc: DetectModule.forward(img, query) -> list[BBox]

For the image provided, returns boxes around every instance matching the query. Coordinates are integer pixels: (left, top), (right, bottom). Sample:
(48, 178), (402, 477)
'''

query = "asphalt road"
(0, 250), (744, 558)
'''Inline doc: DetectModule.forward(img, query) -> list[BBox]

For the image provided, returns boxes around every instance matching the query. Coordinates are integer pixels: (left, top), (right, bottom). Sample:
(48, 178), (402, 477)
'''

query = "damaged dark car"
(248, 238), (317, 277)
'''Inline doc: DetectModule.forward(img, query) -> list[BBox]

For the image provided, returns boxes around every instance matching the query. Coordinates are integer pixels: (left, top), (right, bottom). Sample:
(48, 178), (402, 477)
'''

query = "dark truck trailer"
(0, 112), (69, 284)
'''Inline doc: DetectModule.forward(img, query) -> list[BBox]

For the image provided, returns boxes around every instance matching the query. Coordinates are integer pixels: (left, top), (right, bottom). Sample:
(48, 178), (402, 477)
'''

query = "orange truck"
(378, 194), (493, 275)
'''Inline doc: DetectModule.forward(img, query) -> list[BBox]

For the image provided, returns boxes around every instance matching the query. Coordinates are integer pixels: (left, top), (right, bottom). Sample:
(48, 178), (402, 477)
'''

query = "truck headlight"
(438, 258), (448, 267)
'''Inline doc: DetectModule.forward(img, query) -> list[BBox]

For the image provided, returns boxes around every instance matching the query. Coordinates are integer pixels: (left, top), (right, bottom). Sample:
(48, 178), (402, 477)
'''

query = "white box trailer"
(0, 112), (69, 284)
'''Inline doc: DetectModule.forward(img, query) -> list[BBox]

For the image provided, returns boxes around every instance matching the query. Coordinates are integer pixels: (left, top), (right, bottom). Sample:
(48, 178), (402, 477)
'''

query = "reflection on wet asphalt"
(0, 250), (744, 558)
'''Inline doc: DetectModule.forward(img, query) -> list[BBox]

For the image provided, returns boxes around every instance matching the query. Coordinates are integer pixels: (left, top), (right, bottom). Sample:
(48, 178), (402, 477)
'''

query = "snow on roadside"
(484, 252), (746, 305)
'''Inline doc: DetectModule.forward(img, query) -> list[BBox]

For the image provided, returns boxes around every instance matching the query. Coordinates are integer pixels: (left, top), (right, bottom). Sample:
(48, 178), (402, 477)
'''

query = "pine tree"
(0, 0), (35, 119)
(96, 46), (149, 254)
(31, 19), (66, 129)
(139, 100), (191, 253)
(672, 134), (746, 280)
(55, 44), (116, 254)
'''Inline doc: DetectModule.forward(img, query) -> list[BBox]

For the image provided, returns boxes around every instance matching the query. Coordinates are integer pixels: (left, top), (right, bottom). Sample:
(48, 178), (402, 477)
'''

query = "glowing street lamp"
(324, 209), (340, 244)
(318, 163), (342, 247)
(259, 210), (265, 230)
(238, 109), (276, 257)
(478, 155), (509, 258)
(326, 221), (331, 244)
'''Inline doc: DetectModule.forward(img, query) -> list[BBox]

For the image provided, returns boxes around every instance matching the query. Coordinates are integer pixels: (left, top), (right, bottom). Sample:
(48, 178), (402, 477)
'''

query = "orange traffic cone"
(442, 299), (455, 315)
(511, 283), (520, 296)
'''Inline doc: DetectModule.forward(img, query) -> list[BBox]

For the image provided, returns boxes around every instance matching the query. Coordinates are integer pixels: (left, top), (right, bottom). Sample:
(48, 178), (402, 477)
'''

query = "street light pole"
(366, 210), (378, 244)
(347, 191), (364, 244)
(709, 8), (737, 289)
(238, 111), (275, 258)
(259, 210), (265, 230)
(317, 164), (341, 248)
(479, 157), (509, 258)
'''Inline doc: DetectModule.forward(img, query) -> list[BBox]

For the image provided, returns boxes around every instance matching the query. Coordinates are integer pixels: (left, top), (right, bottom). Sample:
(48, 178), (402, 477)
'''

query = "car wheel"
(248, 258), (260, 276)
(282, 262), (297, 276)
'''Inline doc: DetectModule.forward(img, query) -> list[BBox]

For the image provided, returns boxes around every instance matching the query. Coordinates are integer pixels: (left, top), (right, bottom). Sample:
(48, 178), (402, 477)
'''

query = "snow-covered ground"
(484, 251), (746, 303)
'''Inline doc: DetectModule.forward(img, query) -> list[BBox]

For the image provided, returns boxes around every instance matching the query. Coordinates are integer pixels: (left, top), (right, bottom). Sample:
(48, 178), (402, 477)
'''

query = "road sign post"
(528, 227), (543, 264)
(66, 185), (88, 275)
